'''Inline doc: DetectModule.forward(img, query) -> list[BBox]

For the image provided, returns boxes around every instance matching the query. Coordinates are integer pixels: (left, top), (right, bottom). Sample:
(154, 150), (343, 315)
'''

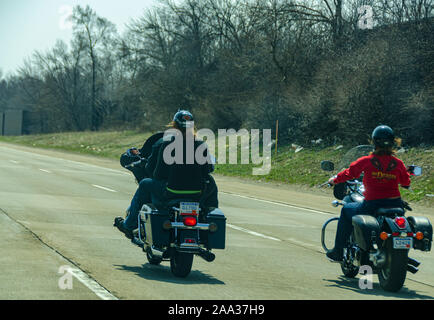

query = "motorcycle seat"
(375, 207), (405, 217)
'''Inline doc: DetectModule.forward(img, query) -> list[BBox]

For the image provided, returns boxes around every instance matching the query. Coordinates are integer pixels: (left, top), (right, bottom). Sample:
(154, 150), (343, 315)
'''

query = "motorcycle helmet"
(372, 125), (395, 148)
(173, 109), (194, 128)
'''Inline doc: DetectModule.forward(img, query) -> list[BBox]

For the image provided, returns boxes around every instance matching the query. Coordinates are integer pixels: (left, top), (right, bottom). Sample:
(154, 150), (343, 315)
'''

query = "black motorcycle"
(120, 133), (226, 278)
(320, 145), (432, 292)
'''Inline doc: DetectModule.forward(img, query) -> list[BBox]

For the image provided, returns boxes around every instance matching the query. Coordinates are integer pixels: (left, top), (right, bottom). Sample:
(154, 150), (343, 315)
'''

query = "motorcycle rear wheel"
(378, 240), (408, 292)
(170, 251), (194, 277)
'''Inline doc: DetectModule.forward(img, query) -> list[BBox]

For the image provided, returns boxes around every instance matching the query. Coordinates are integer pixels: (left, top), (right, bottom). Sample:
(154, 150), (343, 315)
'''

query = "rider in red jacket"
(326, 125), (411, 262)
(333, 153), (411, 201)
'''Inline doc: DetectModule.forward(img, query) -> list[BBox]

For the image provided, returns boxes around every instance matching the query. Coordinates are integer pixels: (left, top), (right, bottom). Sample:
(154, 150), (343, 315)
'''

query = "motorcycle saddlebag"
(352, 215), (380, 251)
(141, 205), (170, 248)
(206, 208), (226, 249)
(407, 216), (433, 251)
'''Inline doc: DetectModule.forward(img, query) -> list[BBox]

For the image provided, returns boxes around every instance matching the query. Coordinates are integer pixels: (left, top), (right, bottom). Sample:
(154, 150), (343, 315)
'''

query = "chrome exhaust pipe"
(408, 257), (421, 268)
(407, 264), (419, 274)
(198, 249), (215, 262)
(151, 246), (164, 258)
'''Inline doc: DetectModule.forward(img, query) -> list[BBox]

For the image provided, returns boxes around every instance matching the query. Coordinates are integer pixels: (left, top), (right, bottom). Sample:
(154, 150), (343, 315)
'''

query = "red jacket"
(333, 154), (411, 201)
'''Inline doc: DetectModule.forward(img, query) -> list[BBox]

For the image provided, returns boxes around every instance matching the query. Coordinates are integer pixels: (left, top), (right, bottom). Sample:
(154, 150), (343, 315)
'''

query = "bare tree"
(71, 5), (116, 131)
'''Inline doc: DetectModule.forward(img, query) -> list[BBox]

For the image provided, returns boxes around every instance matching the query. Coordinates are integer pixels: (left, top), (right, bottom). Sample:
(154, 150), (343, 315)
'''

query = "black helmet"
(173, 110), (194, 128)
(372, 125), (395, 148)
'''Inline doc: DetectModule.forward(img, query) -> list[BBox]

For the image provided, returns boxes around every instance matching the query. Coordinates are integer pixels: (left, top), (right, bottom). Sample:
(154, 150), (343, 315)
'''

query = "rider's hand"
(328, 178), (335, 186)
(127, 147), (140, 157)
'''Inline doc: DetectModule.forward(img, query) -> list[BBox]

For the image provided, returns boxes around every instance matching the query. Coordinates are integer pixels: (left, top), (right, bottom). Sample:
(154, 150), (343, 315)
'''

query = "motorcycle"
(120, 133), (226, 278)
(320, 145), (432, 292)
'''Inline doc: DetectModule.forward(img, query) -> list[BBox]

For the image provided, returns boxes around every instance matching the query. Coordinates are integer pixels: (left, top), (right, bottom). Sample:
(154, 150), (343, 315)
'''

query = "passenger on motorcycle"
(326, 125), (411, 262)
(114, 110), (218, 239)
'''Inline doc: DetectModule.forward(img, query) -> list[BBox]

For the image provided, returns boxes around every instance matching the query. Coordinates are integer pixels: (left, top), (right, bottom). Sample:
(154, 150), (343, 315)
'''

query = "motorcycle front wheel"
(170, 251), (194, 277)
(340, 234), (359, 278)
(378, 240), (408, 292)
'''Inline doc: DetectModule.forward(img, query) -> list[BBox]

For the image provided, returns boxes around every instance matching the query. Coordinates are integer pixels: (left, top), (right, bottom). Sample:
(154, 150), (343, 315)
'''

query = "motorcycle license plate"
(393, 237), (413, 249)
(180, 202), (200, 215)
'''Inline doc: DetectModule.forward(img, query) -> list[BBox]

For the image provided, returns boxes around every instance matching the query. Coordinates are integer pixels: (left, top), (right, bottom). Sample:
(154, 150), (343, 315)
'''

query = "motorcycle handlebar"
(124, 157), (146, 169)
(319, 181), (332, 188)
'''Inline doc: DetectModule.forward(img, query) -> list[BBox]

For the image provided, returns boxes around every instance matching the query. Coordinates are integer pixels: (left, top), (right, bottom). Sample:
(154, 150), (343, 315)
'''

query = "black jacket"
(146, 133), (214, 193)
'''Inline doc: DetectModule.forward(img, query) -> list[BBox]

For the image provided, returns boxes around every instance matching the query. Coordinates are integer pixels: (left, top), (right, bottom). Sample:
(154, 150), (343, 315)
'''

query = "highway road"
(0, 142), (433, 300)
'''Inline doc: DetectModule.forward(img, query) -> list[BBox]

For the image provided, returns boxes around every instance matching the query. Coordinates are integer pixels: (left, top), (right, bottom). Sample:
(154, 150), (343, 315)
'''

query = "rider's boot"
(113, 217), (134, 239)
(326, 247), (343, 262)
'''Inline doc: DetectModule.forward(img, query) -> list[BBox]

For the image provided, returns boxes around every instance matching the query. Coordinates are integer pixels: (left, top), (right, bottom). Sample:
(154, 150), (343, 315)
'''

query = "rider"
(114, 110), (217, 239)
(326, 125), (411, 262)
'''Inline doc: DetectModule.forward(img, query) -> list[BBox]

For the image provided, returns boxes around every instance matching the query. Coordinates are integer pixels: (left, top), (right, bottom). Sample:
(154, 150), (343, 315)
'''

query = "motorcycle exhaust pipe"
(407, 264), (419, 274)
(151, 246), (164, 258)
(408, 257), (421, 268)
(198, 249), (215, 262)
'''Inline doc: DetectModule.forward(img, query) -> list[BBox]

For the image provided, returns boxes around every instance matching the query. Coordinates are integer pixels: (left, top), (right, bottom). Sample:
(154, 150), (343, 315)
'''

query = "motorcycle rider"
(114, 110), (218, 239)
(326, 125), (411, 262)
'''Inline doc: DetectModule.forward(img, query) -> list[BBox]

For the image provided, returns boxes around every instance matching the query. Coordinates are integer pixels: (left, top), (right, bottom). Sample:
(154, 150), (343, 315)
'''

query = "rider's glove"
(126, 147), (140, 157)
(328, 175), (337, 186)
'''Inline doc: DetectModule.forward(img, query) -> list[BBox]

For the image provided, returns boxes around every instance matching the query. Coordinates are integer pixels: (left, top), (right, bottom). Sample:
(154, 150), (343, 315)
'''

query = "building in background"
(0, 109), (23, 136)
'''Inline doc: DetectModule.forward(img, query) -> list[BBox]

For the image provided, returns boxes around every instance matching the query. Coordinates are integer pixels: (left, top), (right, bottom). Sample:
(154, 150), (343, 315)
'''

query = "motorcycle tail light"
(209, 222), (218, 233)
(380, 232), (389, 240)
(184, 238), (196, 244)
(162, 220), (172, 230)
(183, 216), (197, 226)
(416, 232), (424, 240)
(394, 217), (407, 229)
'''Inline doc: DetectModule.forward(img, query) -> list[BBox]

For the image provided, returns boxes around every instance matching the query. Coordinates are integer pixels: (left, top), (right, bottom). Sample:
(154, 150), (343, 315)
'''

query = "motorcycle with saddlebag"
(121, 132), (226, 278)
(320, 145), (432, 292)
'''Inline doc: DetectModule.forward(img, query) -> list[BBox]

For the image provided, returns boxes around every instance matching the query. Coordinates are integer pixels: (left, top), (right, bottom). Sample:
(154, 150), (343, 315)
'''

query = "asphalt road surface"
(1, 142), (433, 300)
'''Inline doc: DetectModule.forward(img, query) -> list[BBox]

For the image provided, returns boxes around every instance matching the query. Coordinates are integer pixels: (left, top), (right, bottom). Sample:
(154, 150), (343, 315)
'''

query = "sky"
(0, 0), (159, 77)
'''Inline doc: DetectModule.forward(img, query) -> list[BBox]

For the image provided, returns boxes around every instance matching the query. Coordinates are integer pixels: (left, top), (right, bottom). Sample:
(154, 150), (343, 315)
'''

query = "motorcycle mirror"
(412, 166), (422, 176)
(321, 160), (335, 171)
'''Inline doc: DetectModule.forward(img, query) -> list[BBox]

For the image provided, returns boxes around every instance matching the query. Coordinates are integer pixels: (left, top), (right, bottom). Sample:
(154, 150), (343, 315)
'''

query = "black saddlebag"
(352, 215), (380, 251)
(142, 205), (171, 247)
(408, 216), (433, 251)
(205, 208), (226, 249)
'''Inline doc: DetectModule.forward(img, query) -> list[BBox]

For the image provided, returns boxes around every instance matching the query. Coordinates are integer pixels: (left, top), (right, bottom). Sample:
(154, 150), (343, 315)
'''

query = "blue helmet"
(173, 110), (194, 128)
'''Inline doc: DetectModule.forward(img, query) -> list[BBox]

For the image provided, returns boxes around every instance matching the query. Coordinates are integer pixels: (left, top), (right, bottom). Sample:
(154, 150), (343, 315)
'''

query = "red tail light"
(183, 216), (197, 226)
(394, 217), (407, 229)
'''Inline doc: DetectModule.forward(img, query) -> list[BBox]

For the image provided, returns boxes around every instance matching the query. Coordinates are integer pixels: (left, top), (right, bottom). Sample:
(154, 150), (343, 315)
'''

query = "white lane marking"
(227, 223), (323, 251)
(227, 223), (281, 242)
(221, 191), (333, 216)
(0, 146), (128, 176)
(287, 237), (322, 251)
(39, 169), (51, 173)
(92, 184), (117, 193)
(69, 267), (118, 300)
